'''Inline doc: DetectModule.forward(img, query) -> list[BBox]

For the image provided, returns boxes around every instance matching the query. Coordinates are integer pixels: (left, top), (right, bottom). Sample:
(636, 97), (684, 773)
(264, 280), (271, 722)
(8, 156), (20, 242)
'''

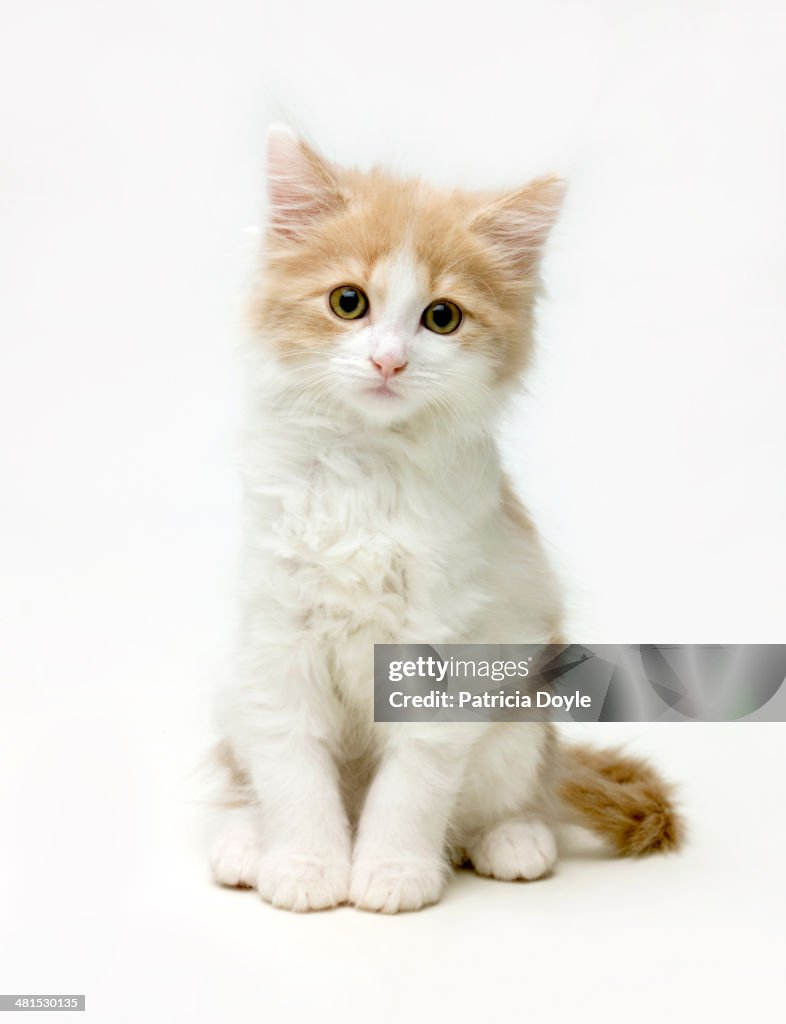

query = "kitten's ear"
(266, 124), (344, 240)
(470, 175), (565, 273)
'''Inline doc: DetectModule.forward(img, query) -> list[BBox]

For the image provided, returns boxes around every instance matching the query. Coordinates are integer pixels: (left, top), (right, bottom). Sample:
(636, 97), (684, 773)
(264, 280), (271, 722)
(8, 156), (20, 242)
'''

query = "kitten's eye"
(329, 285), (369, 320)
(422, 299), (462, 335)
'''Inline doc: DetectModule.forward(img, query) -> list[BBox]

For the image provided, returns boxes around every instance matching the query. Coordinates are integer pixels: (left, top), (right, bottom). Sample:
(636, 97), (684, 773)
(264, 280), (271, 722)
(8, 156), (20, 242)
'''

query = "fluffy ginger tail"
(556, 744), (684, 856)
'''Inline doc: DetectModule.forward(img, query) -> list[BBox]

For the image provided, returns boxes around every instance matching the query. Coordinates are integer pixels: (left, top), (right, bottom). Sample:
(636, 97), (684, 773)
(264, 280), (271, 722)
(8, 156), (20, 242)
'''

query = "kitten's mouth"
(366, 382), (402, 399)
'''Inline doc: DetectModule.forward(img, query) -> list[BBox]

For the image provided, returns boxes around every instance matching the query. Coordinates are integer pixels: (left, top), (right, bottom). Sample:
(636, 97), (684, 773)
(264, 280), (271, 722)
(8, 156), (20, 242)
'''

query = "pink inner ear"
(472, 176), (565, 271)
(266, 127), (343, 239)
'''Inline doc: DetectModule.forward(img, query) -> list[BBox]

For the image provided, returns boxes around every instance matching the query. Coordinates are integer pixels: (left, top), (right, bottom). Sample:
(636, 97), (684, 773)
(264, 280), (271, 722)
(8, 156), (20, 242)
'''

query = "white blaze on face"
(366, 248), (428, 372)
(326, 242), (488, 426)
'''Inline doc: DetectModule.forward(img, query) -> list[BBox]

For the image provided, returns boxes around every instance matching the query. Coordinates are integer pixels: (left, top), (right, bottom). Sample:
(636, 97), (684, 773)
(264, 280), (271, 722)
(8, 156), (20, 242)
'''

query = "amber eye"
(329, 285), (369, 320)
(422, 299), (462, 335)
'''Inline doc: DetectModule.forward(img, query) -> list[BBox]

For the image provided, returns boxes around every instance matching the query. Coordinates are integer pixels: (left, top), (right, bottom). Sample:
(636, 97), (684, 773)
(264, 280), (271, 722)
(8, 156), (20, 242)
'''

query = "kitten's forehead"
(368, 247), (429, 325)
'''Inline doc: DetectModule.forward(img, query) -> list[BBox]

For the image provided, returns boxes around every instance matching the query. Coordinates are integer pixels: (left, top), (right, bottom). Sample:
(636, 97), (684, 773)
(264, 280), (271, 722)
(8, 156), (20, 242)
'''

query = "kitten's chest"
(270, 446), (492, 639)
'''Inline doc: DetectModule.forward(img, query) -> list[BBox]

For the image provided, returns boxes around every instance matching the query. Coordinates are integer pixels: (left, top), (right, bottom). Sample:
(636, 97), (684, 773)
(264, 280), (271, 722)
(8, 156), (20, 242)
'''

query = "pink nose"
(371, 353), (408, 381)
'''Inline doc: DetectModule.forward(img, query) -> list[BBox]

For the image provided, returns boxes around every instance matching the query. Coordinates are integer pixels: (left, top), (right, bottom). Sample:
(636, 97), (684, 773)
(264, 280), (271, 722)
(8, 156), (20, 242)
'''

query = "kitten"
(208, 126), (682, 913)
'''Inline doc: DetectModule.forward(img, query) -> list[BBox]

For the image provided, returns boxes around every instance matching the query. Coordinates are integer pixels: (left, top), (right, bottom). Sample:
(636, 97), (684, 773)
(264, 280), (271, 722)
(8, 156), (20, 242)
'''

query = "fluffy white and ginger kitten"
(209, 126), (682, 913)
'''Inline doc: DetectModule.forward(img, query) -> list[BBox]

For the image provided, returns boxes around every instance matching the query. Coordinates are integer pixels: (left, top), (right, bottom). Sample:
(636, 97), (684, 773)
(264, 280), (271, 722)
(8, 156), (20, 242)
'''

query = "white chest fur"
(253, 424), (496, 623)
(235, 382), (559, 723)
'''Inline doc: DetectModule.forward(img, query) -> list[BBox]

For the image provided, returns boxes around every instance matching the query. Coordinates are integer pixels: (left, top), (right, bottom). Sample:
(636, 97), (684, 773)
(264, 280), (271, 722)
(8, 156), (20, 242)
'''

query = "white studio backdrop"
(1, 3), (785, 1020)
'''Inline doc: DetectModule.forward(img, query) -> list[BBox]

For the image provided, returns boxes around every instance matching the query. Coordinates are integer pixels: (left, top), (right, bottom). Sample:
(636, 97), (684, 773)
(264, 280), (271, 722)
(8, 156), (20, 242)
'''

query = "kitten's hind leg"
(467, 818), (557, 882)
(457, 723), (558, 882)
(209, 804), (263, 889)
(206, 740), (262, 889)
(208, 806), (264, 888)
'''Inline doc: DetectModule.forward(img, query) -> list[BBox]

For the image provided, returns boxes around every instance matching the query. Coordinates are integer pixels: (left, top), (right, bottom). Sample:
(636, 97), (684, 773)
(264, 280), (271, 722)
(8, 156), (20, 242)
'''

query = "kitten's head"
(251, 125), (563, 428)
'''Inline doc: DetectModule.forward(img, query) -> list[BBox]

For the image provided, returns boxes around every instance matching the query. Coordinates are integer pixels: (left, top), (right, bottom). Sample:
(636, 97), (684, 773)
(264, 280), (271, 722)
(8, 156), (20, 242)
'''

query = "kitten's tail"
(556, 743), (684, 856)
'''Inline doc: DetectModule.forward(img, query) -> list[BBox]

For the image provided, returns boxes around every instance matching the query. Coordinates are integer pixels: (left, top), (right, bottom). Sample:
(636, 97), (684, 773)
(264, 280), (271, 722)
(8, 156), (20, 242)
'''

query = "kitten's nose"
(371, 353), (408, 381)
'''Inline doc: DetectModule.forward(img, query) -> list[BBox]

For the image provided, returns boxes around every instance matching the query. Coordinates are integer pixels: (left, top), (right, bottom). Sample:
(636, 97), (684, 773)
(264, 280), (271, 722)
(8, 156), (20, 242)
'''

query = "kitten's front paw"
(256, 853), (350, 912)
(469, 820), (557, 881)
(350, 857), (447, 913)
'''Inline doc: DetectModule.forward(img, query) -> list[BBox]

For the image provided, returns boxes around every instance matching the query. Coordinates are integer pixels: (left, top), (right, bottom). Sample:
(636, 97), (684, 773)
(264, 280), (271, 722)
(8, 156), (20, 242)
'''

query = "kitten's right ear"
(266, 124), (344, 240)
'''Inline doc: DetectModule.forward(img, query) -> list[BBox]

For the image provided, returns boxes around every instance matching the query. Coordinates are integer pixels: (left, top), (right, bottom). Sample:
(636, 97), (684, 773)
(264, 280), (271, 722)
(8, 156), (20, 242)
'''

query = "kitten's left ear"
(470, 175), (565, 273)
(266, 124), (345, 240)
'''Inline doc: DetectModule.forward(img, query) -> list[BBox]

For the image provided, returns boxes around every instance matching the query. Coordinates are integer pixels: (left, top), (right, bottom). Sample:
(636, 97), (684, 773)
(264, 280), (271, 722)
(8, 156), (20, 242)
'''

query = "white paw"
(256, 853), (350, 912)
(209, 820), (262, 889)
(469, 820), (557, 881)
(350, 857), (447, 913)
